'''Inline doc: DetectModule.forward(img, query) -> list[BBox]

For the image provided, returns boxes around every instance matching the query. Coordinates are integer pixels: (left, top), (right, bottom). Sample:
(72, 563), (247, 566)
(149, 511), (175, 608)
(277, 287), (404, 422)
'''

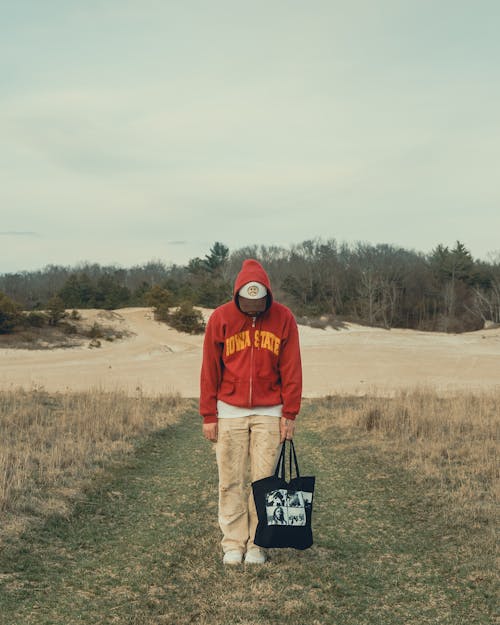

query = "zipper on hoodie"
(249, 316), (256, 406)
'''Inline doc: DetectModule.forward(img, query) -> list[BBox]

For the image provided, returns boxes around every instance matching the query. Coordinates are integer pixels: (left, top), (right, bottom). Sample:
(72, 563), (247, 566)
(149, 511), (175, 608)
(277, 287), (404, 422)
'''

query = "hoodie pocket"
(253, 376), (282, 405)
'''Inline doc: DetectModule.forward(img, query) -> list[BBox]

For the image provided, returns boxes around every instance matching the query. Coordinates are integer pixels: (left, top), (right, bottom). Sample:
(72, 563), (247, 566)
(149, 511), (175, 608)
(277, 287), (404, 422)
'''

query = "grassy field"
(0, 390), (497, 624)
(326, 390), (499, 531)
(0, 387), (182, 543)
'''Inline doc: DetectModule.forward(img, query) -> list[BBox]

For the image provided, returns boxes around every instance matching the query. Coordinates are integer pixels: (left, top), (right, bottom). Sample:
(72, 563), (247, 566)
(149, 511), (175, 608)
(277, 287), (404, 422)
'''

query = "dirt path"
(0, 402), (495, 625)
(1, 307), (500, 397)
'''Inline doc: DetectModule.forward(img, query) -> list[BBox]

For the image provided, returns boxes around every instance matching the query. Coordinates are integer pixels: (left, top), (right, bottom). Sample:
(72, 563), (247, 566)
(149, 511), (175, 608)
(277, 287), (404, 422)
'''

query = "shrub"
(88, 322), (104, 339)
(46, 296), (67, 326)
(146, 286), (173, 321)
(25, 311), (48, 328)
(154, 304), (171, 322)
(0, 292), (22, 334)
(168, 303), (206, 334)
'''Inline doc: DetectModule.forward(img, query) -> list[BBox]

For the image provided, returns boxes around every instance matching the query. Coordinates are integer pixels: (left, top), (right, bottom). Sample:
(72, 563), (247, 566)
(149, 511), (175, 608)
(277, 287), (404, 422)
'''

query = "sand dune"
(1, 307), (499, 397)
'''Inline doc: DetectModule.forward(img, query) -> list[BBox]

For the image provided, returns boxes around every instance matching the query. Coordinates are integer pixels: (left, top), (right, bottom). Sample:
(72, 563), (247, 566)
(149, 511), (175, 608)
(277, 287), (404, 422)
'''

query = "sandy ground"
(1, 307), (500, 397)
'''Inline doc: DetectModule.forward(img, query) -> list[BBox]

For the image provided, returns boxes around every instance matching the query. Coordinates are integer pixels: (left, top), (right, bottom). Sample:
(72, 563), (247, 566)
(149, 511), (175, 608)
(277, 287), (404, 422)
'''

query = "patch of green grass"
(0, 399), (496, 624)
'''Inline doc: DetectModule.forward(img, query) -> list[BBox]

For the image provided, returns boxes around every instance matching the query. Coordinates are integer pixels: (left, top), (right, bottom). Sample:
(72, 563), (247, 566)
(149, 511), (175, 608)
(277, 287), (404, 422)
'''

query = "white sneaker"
(244, 548), (267, 564)
(223, 550), (243, 565)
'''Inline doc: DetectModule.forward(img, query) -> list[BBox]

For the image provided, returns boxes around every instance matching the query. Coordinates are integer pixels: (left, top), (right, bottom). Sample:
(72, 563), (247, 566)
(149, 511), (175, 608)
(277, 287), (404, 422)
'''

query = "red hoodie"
(199, 259), (302, 424)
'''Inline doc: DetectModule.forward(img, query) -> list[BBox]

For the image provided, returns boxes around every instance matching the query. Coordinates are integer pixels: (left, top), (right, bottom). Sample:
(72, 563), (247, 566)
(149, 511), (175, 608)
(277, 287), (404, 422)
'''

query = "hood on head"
(233, 259), (273, 310)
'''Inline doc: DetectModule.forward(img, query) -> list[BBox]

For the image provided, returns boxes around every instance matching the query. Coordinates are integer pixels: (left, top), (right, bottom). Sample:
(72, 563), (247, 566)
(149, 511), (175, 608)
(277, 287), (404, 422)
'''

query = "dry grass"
(315, 389), (499, 527)
(0, 386), (182, 543)
(1, 394), (497, 624)
(1, 385), (498, 554)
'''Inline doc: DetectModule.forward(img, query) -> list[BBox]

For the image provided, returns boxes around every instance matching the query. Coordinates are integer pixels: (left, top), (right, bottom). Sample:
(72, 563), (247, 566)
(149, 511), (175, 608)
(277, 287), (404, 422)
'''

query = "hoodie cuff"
(203, 415), (218, 424)
(281, 411), (297, 420)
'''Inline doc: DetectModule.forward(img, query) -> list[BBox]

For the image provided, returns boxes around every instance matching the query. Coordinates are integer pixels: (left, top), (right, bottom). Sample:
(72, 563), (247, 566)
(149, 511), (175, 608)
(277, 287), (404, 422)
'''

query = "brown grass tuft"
(315, 389), (499, 527)
(0, 386), (182, 542)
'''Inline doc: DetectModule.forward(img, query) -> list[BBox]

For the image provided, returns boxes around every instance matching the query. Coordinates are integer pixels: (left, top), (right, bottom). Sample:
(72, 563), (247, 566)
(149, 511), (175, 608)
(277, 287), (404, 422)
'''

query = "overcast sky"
(1, 0), (499, 274)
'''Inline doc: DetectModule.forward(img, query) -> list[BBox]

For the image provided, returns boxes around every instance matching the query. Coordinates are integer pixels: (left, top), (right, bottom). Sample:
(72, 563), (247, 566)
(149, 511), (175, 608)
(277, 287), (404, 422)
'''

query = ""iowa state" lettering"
(225, 331), (251, 356)
(225, 330), (281, 356)
(254, 330), (281, 355)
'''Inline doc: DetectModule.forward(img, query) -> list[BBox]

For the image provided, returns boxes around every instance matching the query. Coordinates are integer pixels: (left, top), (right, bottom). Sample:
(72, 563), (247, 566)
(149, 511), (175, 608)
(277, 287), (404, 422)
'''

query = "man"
(200, 258), (302, 565)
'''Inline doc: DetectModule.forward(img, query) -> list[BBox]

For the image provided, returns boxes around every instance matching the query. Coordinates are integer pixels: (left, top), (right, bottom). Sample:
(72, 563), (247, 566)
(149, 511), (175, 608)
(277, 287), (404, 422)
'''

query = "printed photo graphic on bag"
(265, 489), (313, 526)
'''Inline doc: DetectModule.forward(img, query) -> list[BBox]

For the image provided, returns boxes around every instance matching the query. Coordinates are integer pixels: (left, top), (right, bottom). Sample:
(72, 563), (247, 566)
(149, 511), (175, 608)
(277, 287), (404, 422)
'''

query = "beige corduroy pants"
(215, 415), (281, 554)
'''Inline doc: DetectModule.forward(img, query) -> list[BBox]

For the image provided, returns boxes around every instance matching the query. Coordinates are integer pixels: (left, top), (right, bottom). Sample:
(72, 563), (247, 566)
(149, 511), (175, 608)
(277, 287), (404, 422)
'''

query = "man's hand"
(280, 417), (295, 442)
(203, 422), (218, 442)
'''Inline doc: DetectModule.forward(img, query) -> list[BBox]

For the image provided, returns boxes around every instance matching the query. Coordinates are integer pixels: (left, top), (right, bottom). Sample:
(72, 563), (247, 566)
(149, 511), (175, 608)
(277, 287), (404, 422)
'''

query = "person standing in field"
(200, 258), (302, 565)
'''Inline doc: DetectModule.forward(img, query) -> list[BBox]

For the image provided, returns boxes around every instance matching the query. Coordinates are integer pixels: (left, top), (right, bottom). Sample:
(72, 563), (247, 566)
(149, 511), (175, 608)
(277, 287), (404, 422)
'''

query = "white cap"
(238, 281), (268, 299)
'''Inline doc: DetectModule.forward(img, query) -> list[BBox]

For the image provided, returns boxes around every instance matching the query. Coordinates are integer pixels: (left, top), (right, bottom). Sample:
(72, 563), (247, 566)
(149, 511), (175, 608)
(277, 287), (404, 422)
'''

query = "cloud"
(0, 231), (40, 237)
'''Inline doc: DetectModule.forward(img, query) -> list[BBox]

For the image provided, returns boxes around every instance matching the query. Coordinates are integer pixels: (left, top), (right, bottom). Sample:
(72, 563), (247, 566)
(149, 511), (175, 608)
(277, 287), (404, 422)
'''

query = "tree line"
(1, 239), (499, 334)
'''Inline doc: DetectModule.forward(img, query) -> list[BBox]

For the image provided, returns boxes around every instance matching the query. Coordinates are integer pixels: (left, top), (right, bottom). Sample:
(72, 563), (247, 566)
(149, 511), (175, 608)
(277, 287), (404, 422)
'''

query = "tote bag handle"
(274, 439), (301, 480)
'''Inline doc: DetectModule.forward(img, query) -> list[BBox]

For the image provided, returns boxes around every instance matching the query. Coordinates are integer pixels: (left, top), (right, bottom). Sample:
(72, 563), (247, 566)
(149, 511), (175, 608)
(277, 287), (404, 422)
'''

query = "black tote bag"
(252, 439), (315, 550)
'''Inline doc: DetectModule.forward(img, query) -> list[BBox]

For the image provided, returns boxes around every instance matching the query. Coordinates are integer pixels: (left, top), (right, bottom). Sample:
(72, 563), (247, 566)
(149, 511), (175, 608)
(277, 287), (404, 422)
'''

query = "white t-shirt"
(217, 399), (283, 419)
